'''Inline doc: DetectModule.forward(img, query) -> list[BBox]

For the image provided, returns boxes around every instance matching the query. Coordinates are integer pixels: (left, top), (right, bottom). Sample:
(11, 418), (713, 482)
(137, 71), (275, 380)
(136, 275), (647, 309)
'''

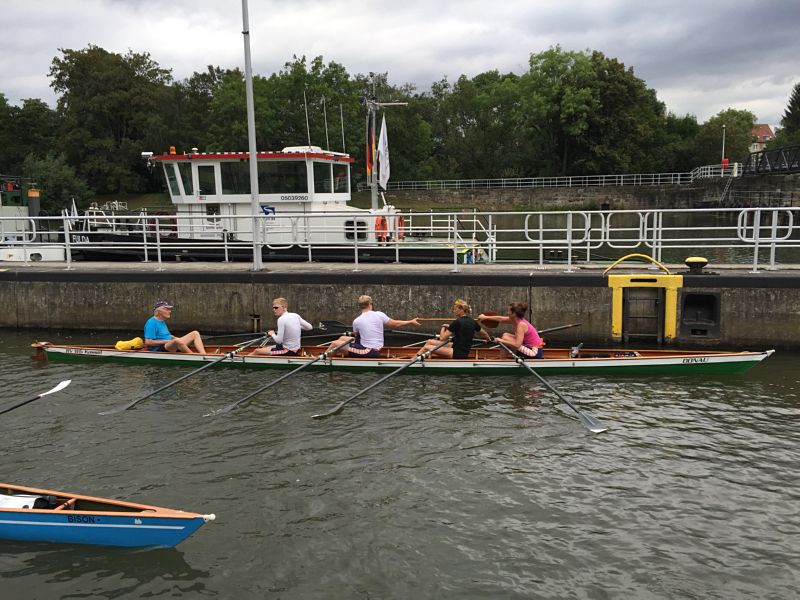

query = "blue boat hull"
(0, 511), (208, 548)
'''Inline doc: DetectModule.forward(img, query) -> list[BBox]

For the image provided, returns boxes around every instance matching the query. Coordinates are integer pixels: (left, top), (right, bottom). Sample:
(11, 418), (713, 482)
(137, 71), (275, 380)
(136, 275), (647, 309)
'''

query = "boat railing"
(0, 216), (37, 244)
(3, 206), (800, 272)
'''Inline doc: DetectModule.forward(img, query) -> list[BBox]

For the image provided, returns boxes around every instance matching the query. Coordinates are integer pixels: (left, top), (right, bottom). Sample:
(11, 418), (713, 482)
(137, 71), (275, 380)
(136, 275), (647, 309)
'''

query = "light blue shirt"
(144, 316), (171, 352)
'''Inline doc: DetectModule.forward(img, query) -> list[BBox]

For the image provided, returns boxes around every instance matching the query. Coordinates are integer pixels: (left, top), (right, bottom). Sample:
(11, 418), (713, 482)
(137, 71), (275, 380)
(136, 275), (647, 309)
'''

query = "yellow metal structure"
(605, 254), (683, 342)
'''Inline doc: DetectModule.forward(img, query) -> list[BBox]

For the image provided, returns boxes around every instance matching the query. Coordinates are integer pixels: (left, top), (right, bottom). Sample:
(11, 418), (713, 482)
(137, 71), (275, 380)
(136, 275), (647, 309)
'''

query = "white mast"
(242, 0), (262, 270)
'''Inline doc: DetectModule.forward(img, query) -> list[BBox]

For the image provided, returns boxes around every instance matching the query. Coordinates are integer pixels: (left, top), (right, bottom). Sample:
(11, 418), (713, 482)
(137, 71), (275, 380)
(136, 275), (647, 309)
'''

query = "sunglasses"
(272, 306), (281, 310)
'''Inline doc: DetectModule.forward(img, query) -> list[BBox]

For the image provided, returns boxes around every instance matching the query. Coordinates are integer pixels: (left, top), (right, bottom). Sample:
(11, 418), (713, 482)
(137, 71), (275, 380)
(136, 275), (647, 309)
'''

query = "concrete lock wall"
(5, 269), (798, 348)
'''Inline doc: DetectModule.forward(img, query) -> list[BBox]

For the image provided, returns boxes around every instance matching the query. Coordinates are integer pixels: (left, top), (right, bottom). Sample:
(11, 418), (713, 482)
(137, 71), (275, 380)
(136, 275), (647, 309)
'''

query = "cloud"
(1, 0), (797, 128)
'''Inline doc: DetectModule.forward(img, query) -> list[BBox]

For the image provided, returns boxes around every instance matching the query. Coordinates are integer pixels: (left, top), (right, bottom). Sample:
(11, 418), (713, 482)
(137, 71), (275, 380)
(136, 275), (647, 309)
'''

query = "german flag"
(365, 114), (376, 177)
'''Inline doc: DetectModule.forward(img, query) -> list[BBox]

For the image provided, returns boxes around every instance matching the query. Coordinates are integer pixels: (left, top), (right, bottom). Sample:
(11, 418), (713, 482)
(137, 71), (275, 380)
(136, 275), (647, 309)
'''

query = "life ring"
(396, 215), (406, 240)
(375, 215), (388, 244)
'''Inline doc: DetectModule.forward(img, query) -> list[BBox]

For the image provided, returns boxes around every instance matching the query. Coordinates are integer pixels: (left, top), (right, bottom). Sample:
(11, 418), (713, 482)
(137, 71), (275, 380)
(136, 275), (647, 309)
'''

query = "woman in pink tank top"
(478, 302), (544, 359)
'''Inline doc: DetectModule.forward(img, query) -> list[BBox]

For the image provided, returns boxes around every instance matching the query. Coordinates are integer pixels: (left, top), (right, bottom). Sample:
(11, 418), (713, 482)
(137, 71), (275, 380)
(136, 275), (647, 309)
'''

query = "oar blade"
(0, 379), (73, 416)
(42, 380), (72, 396)
(310, 403), (345, 420)
(578, 412), (608, 434)
(98, 404), (133, 416)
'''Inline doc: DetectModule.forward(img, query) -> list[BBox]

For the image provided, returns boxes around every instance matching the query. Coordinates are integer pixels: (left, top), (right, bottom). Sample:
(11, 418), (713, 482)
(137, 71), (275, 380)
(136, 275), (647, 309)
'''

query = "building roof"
(751, 124), (775, 142)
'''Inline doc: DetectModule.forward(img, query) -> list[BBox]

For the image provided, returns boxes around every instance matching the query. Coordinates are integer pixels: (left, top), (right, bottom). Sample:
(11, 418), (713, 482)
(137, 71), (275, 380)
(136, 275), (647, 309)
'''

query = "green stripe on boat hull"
(44, 349), (767, 376)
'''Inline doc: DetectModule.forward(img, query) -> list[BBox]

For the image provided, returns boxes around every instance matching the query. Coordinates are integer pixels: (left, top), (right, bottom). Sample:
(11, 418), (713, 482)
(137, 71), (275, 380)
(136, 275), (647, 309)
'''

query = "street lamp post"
(721, 124), (726, 162)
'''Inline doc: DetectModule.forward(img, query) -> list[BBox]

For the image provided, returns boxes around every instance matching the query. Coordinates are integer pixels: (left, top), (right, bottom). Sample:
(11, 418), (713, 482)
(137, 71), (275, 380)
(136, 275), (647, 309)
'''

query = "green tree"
(49, 45), (173, 194)
(781, 82), (800, 134)
(22, 153), (93, 213)
(0, 94), (15, 172)
(693, 108), (756, 165)
(771, 82), (800, 147)
(647, 113), (700, 172)
(578, 52), (665, 174)
(520, 47), (599, 176)
(0, 96), (59, 174)
(166, 65), (236, 151)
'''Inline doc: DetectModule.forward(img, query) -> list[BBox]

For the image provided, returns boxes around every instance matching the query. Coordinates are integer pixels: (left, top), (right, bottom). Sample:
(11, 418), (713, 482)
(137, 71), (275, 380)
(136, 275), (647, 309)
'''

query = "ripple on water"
(0, 329), (798, 598)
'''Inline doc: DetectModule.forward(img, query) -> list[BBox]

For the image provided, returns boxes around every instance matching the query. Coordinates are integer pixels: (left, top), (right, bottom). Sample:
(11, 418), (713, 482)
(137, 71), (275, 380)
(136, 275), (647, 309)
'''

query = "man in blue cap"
(144, 300), (206, 353)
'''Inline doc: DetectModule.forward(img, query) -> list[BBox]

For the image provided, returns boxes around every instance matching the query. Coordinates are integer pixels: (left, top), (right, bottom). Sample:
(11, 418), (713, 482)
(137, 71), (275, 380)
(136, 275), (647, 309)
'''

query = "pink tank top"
(520, 319), (543, 348)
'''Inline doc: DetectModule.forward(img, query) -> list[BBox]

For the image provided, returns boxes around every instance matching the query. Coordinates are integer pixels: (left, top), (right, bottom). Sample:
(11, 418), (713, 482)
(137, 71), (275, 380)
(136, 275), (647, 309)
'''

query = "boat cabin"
(148, 146), (394, 245)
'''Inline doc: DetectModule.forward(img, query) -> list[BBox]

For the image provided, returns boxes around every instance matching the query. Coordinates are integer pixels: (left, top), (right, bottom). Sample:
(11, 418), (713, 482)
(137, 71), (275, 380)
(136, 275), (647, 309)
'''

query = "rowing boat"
(33, 342), (774, 375)
(0, 482), (215, 548)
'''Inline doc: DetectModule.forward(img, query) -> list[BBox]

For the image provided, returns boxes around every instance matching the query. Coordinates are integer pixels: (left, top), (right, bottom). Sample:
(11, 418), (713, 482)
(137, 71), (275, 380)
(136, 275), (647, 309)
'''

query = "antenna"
(303, 90), (311, 147)
(340, 104), (346, 152)
(322, 95), (330, 150)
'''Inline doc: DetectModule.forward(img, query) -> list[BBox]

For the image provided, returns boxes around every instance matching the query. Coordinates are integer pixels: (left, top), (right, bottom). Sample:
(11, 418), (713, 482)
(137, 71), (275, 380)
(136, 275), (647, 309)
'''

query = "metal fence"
(355, 164), (742, 192)
(2, 205), (799, 273)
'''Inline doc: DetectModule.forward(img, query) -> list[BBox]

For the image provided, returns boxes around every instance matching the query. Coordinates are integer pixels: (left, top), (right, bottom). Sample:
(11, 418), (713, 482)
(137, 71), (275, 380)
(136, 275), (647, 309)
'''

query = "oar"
(538, 323), (582, 335)
(390, 330), (437, 339)
(0, 380), (72, 416)
(493, 339), (607, 434)
(201, 331), (266, 340)
(311, 337), (452, 420)
(100, 334), (270, 415)
(301, 332), (348, 341)
(208, 337), (355, 416)
(319, 320), (349, 330)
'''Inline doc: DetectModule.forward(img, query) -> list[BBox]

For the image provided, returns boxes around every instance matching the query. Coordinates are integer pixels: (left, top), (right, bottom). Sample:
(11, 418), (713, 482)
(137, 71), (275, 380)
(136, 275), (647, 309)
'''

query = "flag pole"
(363, 74), (406, 210)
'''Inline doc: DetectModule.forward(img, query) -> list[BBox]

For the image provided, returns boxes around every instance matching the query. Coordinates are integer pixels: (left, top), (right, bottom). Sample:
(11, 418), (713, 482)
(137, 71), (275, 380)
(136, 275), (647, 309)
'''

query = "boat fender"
(397, 215), (406, 240)
(115, 337), (145, 351)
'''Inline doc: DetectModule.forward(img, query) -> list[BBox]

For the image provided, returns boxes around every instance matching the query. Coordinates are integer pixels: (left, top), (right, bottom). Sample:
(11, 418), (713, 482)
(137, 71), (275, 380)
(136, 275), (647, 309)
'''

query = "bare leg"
(429, 345), (454, 358)
(326, 335), (352, 356)
(251, 345), (276, 356)
(164, 338), (191, 353)
(416, 340), (453, 358)
(167, 330), (206, 354)
(498, 333), (518, 357)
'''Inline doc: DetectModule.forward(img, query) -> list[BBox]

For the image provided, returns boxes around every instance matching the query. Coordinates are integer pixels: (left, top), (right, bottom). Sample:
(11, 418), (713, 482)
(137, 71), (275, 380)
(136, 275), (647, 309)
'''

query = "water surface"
(0, 329), (797, 599)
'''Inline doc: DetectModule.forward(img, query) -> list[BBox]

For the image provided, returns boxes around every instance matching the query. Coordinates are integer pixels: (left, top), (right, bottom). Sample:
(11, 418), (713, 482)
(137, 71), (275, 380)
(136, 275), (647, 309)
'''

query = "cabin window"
(257, 161), (308, 194)
(197, 165), (217, 196)
(314, 162), (333, 193)
(206, 204), (221, 224)
(163, 165), (181, 197)
(177, 162), (194, 195)
(221, 161), (251, 194)
(333, 164), (349, 193)
(344, 219), (367, 240)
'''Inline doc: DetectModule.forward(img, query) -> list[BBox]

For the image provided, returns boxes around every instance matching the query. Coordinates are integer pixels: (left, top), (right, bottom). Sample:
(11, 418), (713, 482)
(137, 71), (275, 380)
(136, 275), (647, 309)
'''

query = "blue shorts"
(269, 343), (298, 357)
(347, 341), (381, 358)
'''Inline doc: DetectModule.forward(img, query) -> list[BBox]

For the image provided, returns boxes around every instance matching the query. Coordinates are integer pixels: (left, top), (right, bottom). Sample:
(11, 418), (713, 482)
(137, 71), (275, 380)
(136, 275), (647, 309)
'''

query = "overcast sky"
(1, 0), (797, 129)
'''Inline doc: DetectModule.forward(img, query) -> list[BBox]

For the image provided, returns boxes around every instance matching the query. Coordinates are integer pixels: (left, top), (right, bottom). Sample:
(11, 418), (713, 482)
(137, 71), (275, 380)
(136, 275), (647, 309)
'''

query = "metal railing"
(742, 145), (800, 176)
(2, 205), (799, 273)
(356, 164), (742, 192)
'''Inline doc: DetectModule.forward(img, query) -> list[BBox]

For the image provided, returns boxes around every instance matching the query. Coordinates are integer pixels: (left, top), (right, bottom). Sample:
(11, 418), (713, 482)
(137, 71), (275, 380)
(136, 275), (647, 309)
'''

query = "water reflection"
(0, 545), (209, 598)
